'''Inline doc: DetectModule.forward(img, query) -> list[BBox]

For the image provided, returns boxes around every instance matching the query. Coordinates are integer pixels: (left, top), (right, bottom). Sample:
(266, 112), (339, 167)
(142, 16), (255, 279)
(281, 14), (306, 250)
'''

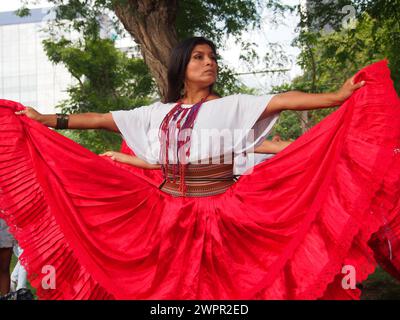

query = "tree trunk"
(113, 0), (179, 99)
(300, 110), (309, 134)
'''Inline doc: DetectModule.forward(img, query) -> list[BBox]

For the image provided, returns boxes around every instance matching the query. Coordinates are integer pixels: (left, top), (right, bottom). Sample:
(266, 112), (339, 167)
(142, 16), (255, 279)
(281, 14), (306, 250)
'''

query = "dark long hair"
(165, 37), (217, 103)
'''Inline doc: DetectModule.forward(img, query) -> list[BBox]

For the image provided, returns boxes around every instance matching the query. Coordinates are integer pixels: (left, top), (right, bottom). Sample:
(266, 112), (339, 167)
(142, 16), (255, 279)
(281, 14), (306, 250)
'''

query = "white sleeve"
(233, 94), (280, 153)
(110, 102), (159, 163)
(232, 94), (280, 175)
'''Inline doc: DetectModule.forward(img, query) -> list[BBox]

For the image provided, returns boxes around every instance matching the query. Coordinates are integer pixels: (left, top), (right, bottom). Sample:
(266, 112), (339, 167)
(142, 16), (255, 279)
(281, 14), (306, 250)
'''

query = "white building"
(0, 8), (73, 114)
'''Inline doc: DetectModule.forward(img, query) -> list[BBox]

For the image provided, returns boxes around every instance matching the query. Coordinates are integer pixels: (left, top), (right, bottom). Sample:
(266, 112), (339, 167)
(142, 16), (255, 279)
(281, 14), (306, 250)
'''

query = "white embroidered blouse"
(111, 94), (280, 174)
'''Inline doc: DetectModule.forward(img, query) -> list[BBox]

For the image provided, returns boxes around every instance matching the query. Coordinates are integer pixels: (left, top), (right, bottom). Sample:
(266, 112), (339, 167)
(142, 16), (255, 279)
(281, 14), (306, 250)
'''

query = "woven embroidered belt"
(159, 155), (238, 197)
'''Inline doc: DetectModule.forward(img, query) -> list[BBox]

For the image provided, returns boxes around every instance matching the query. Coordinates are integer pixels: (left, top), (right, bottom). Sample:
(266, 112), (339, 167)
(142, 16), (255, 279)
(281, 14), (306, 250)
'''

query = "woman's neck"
(182, 88), (211, 104)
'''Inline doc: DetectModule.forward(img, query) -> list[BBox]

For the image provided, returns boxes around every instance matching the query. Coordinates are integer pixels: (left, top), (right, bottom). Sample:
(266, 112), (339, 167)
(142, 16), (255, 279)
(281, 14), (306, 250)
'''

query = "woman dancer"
(1, 37), (399, 299)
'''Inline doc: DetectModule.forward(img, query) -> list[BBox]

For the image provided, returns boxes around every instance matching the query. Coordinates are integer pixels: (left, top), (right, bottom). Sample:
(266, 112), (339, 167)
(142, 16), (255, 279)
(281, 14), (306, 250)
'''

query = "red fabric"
(119, 140), (164, 184)
(1, 60), (400, 300)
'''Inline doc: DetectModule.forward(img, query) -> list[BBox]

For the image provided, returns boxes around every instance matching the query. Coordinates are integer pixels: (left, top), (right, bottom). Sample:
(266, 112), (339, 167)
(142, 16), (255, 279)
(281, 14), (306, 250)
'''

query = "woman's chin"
(200, 78), (216, 87)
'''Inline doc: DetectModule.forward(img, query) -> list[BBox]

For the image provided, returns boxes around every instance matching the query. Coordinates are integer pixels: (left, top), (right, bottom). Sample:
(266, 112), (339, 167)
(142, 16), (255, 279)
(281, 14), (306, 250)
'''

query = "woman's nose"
(205, 56), (215, 66)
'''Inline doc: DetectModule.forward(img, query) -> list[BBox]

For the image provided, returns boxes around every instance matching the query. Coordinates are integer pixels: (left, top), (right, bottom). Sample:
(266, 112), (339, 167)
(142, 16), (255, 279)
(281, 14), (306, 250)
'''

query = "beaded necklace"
(159, 95), (209, 195)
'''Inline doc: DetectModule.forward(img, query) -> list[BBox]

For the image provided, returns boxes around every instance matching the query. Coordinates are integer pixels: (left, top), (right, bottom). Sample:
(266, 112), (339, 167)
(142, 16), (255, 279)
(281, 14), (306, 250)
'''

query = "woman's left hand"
(335, 75), (365, 103)
(99, 151), (132, 164)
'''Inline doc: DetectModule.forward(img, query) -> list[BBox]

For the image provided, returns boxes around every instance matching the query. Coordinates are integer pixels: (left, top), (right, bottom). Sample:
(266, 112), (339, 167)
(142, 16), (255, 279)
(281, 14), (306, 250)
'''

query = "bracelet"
(55, 113), (69, 129)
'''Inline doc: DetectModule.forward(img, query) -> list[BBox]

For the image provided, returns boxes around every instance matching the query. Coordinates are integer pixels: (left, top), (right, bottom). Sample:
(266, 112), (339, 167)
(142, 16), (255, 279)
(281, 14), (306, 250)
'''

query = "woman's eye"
(192, 54), (217, 61)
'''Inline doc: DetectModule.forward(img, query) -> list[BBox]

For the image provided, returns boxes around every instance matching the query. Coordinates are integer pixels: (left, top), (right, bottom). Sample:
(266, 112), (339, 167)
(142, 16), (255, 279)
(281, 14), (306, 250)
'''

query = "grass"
(9, 254), (400, 300)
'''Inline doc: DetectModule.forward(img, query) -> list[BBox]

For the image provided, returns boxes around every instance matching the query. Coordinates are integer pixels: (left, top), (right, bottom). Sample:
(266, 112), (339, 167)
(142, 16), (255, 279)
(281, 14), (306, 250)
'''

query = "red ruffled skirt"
(1, 60), (400, 300)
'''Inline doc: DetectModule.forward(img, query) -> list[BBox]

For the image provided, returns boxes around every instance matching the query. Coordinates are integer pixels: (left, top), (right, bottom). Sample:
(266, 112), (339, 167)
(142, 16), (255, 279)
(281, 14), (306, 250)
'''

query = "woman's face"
(184, 44), (218, 89)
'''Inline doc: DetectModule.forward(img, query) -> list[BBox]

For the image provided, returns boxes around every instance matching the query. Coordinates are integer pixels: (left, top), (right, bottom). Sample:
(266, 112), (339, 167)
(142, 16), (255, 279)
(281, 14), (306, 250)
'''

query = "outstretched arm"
(253, 136), (293, 154)
(260, 75), (365, 120)
(101, 138), (292, 167)
(15, 108), (119, 132)
(100, 151), (161, 169)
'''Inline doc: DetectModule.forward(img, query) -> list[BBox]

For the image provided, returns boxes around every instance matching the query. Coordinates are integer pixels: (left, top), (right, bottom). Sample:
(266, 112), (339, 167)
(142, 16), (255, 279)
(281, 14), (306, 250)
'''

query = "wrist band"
(55, 113), (69, 129)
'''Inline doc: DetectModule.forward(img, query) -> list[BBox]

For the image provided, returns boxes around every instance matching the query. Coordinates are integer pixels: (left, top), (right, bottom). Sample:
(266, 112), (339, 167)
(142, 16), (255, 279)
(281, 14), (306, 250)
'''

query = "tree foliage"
(42, 0), (263, 45)
(271, 0), (400, 140)
(18, 1), (400, 145)
(43, 36), (156, 153)
(175, 0), (261, 42)
(17, 0), (268, 152)
(20, 0), (264, 95)
(297, 0), (400, 92)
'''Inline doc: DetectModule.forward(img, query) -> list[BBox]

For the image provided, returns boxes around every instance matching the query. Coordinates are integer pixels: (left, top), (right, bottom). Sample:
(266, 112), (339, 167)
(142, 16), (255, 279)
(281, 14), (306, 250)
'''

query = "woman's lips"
(203, 70), (215, 75)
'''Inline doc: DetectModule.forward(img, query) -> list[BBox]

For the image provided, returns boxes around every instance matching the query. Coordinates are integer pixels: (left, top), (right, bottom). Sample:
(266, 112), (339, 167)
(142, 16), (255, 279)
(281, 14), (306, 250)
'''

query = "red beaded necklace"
(159, 95), (209, 195)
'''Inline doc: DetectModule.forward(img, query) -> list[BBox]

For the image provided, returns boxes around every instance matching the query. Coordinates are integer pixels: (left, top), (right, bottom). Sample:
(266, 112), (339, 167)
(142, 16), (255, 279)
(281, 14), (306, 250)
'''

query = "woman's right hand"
(15, 106), (43, 122)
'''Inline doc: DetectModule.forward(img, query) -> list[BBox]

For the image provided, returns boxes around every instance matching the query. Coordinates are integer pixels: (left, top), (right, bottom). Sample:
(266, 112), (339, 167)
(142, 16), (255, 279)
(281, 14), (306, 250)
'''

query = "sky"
(223, 0), (302, 92)
(0, 0), (52, 11)
(0, 0), (302, 93)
